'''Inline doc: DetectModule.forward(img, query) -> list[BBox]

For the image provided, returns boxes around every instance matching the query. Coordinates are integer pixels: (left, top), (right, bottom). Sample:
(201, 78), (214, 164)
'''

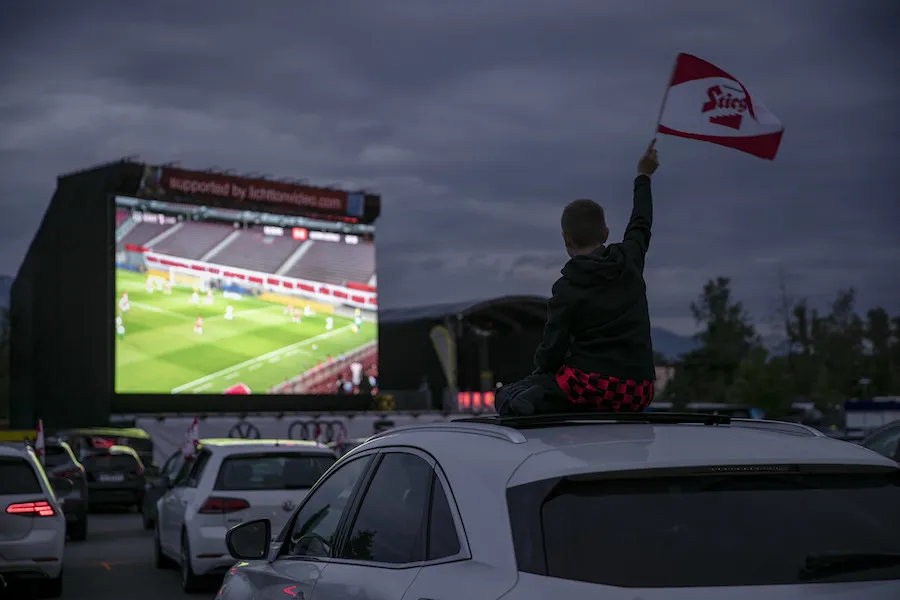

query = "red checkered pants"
(555, 365), (654, 412)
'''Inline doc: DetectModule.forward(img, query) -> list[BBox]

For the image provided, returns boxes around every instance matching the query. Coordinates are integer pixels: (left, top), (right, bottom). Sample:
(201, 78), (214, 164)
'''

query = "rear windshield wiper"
(800, 552), (900, 580)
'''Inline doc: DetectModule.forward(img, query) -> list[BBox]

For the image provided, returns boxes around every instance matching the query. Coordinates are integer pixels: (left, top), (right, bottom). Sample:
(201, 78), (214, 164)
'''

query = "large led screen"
(114, 196), (378, 395)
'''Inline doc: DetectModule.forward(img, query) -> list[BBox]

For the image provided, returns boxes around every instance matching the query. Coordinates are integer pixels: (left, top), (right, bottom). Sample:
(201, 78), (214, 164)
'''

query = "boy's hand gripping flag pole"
(653, 53), (784, 160)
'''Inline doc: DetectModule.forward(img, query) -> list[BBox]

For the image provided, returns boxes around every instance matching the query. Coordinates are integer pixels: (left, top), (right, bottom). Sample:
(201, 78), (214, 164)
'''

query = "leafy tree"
(727, 348), (793, 418)
(661, 277), (759, 405)
(863, 307), (894, 395)
(0, 308), (8, 419)
(653, 351), (671, 366)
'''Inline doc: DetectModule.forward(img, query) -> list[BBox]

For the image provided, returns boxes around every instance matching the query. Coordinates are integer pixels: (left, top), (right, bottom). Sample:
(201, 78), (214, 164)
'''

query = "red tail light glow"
(7, 501), (56, 517)
(198, 497), (249, 514)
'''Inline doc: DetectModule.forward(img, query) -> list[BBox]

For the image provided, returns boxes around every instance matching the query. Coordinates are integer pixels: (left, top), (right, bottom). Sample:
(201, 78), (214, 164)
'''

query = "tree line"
(658, 277), (900, 418)
(0, 308), (9, 420)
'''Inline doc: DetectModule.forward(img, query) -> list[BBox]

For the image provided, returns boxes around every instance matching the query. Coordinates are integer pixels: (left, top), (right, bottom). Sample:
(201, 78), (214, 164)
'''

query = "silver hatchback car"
(217, 413), (900, 600)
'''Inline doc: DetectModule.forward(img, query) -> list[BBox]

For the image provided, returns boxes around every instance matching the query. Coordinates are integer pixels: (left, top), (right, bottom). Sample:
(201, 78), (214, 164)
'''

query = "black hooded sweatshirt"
(534, 175), (655, 381)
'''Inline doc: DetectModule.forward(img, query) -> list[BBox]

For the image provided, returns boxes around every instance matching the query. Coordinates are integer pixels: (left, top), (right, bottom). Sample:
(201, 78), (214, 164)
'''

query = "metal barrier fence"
(135, 412), (464, 465)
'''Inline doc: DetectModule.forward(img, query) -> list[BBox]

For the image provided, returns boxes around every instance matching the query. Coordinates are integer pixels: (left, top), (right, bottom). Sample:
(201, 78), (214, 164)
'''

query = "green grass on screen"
(114, 269), (376, 394)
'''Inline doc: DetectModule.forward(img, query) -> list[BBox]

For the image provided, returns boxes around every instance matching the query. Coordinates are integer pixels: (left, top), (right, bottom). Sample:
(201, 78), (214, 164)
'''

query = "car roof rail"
(453, 411), (732, 429)
(729, 418), (827, 437)
(366, 422), (529, 444)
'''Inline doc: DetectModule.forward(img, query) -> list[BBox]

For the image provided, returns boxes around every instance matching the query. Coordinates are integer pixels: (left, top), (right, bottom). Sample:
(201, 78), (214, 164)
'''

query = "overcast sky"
(1, 0), (898, 335)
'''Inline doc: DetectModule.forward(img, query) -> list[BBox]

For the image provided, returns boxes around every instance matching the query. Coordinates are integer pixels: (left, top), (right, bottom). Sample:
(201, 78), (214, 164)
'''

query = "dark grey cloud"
(1, 0), (898, 334)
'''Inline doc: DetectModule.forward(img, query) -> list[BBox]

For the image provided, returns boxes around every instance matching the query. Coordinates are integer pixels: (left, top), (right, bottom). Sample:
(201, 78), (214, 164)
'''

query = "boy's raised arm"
(533, 279), (574, 374)
(622, 141), (659, 269)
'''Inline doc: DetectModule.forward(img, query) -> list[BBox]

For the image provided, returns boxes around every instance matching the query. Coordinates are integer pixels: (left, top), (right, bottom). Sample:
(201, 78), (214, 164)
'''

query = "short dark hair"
(561, 199), (607, 247)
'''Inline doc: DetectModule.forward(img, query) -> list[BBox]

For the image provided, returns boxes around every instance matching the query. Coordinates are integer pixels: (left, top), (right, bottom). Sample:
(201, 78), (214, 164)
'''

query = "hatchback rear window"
(0, 457), (42, 494)
(214, 453), (335, 491)
(509, 470), (900, 587)
(84, 454), (140, 472)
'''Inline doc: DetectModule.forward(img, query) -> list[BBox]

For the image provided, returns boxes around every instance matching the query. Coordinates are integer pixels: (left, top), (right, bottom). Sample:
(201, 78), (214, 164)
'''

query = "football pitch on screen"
(114, 269), (376, 394)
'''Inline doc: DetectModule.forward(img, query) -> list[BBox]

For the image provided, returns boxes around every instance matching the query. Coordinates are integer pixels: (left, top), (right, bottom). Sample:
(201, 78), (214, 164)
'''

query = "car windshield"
(214, 453), (335, 491)
(509, 469), (900, 587)
(0, 457), (42, 494)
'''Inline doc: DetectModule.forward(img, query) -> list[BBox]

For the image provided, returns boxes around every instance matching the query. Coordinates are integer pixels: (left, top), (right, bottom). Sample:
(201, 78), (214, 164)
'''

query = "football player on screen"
(292, 307), (302, 324)
(194, 315), (203, 335)
(115, 315), (125, 340)
(145, 276), (154, 293)
(325, 316), (334, 331)
(304, 304), (312, 317)
(225, 305), (234, 320)
(118, 291), (130, 313)
(190, 290), (199, 304)
(204, 289), (213, 305)
(285, 304), (293, 316)
(163, 280), (172, 295)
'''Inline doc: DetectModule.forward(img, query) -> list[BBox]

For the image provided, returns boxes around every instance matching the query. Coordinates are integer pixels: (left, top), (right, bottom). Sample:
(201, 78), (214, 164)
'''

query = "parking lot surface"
(4, 510), (218, 599)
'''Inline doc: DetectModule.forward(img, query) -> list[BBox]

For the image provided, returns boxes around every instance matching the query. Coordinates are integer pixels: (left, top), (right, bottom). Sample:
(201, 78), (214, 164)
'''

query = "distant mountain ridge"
(651, 327), (698, 361)
(0, 275), (11, 310)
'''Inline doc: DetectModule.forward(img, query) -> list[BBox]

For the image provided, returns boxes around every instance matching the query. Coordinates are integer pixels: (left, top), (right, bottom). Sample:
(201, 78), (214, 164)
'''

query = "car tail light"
(7, 501), (56, 517)
(198, 497), (249, 514)
(134, 465), (144, 476)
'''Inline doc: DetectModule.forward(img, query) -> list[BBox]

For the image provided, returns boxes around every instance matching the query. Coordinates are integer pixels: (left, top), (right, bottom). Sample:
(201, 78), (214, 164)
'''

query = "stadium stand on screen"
(113, 197), (378, 395)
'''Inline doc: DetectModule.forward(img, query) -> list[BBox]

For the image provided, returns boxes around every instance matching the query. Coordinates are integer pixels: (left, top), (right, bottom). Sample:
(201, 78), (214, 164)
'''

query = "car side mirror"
(226, 519), (271, 560)
(49, 476), (74, 496)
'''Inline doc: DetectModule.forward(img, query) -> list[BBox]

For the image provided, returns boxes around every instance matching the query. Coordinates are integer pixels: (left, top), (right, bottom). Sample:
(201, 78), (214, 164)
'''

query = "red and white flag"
(181, 416), (200, 460)
(656, 54), (784, 160)
(35, 419), (45, 465)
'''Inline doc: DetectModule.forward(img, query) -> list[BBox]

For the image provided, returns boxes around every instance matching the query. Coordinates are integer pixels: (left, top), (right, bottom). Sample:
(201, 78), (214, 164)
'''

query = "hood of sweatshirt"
(561, 245), (627, 286)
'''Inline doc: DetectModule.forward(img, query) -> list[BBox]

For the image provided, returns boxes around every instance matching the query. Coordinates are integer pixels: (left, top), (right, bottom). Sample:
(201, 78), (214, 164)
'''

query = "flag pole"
(653, 55), (679, 142)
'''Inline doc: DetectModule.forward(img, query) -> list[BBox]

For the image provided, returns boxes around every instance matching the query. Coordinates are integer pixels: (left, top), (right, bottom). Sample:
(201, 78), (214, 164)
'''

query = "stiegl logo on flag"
(701, 84), (749, 130)
(655, 53), (784, 160)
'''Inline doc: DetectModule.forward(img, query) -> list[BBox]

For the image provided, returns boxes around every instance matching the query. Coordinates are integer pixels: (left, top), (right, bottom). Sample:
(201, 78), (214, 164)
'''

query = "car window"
(282, 455), (372, 559)
(865, 429), (900, 460)
(427, 475), (461, 560)
(509, 471), (900, 588)
(184, 450), (211, 487)
(215, 453), (335, 491)
(173, 450), (209, 487)
(0, 457), (42, 494)
(162, 452), (185, 480)
(340, 452), (433, 564)
(43, 445), (71, 468)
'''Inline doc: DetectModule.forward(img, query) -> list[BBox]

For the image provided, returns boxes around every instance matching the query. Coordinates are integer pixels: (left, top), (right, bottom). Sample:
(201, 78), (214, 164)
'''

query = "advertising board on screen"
(113, 191), (378, 397)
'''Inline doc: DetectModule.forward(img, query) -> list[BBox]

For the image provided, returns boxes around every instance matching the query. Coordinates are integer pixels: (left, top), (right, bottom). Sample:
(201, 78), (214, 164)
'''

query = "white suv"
(154, 439), (337, 592)
(0, 443), (71, 598)
(218, 413), (900, 600)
